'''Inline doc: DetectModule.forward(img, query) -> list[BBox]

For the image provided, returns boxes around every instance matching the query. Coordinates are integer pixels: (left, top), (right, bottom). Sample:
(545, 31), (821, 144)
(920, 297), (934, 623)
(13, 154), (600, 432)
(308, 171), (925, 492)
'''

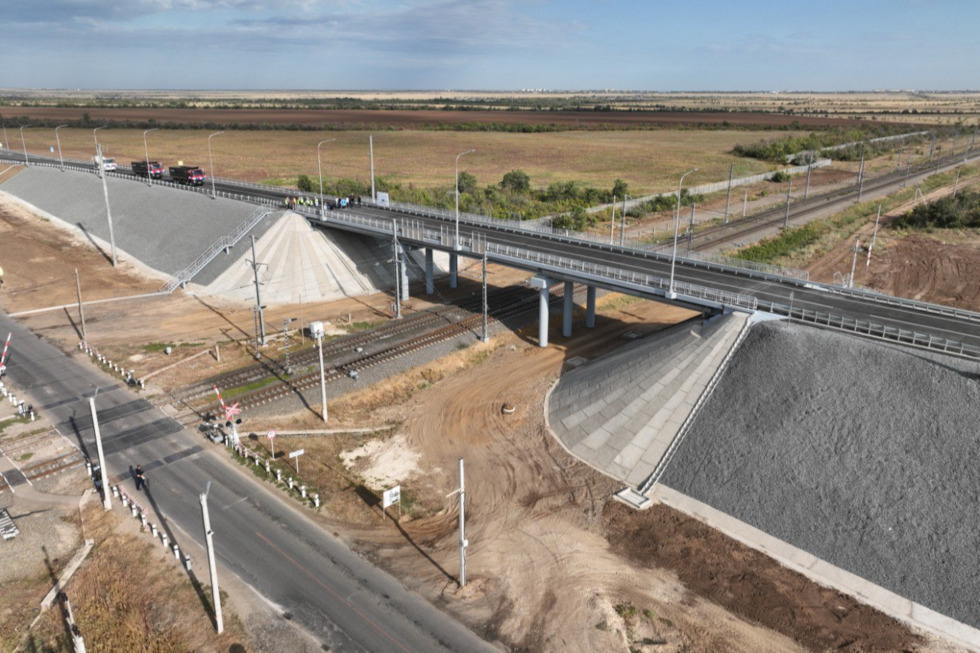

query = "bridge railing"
(159, 207), (274, 293)
(759, 299), (980, 360)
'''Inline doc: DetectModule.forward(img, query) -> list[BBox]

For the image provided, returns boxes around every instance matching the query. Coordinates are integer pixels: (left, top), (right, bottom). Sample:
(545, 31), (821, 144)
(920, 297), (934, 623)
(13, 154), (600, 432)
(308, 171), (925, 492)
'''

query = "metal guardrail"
(808, 283), (980, 324)
(760, 299), (980, 360)
(160, 207), (273, 293)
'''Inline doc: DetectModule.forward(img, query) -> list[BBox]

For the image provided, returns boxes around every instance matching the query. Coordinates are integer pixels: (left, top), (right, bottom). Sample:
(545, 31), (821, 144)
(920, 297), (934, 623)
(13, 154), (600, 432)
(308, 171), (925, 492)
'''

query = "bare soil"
(0, 189), (971, 652)
(807, 183), (980, 311)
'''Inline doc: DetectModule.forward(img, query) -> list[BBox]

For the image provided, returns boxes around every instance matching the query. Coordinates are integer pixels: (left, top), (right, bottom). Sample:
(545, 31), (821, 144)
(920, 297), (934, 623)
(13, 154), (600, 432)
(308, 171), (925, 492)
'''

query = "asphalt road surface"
(0, 311), (500, 653)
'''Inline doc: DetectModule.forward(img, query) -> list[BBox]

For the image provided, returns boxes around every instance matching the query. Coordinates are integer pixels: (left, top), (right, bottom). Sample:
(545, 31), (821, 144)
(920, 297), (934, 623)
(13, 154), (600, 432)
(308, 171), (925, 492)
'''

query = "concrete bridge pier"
(562, 281), (575, 338)
(449, 253), (458, 289)
(425, 248), (434, 295)
(586, 286), (596, 328)
(530, 276), (551, 347)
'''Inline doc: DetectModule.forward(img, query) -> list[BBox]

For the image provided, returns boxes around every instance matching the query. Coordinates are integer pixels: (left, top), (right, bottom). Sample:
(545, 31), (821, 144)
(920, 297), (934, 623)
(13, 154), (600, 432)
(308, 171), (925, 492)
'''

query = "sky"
(0, 0), (976, 91)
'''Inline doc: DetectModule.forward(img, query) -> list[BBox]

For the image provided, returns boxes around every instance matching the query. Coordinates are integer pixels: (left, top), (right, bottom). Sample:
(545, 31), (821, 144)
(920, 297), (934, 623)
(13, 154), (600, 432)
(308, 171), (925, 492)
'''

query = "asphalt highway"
(0, 311), (500, 653)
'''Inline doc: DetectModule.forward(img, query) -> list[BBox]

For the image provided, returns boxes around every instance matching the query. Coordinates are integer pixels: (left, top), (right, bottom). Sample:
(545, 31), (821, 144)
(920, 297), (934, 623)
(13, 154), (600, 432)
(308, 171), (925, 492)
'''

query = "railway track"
(688, 148), (979, 252)
(174, 283), (570, 419)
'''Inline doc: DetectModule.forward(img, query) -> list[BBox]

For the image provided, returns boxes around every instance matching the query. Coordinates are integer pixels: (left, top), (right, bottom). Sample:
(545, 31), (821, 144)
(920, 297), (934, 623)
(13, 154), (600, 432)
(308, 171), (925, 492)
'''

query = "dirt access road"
(0, 187), (968, 652)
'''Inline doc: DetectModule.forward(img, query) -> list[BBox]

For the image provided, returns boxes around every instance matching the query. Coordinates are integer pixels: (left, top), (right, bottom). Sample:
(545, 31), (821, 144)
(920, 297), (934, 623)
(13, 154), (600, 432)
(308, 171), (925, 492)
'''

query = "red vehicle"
(131, 160), (164, 179)
(169, 165), (206, 186)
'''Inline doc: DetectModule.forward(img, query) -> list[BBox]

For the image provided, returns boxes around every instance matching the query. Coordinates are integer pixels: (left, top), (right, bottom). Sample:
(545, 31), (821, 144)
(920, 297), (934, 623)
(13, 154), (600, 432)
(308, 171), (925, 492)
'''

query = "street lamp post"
(19, 126), (28, 166)
(55, 124), (68, 171)
(316, 138), (336, 217)
(668, 168), (698, 297)
(93, 126), (106, 176)
(208, 131), (223, 199)
(1, 122), (7, 151)
(143, 128), (158, 187)
(454, 149), (475, 250)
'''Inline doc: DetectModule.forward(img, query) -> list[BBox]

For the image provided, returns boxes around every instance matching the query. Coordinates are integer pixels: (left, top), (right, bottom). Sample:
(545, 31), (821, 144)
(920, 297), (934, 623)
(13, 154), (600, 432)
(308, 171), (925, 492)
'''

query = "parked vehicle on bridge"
(131, 160), (164, 179)
(92, 156), (117, 172)
(169, 165), (206, 186)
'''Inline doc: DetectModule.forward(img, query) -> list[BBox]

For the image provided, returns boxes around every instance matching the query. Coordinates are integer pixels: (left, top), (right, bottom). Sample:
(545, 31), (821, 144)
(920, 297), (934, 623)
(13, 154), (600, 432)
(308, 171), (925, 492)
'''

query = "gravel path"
(661, 320), (980, 629)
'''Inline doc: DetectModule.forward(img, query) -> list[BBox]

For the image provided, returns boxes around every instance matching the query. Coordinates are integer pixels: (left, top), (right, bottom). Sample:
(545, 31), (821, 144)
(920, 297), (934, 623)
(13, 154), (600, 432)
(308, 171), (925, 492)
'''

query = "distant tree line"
(731, 125), (934, 163)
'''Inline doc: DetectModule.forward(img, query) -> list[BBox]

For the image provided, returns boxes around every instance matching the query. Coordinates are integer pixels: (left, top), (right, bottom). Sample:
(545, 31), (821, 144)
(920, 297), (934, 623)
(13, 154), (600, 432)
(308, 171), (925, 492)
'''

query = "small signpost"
(382, 485), (401, 521)
(288, 448), (304, 474)
(267, 430), (276, 459)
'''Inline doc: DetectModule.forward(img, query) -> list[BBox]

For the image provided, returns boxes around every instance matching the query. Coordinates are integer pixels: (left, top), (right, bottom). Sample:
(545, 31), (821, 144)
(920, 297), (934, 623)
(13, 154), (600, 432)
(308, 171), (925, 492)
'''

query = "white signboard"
(288, 448), (304, 458)
(383, 485), (401, 508)
(267, 430), (276, 439)
(376, 191), (390, 208)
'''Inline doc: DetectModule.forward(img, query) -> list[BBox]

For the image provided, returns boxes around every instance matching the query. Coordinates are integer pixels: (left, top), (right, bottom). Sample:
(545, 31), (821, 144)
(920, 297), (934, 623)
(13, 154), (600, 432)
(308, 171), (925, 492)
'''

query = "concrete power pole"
(89, 397), (111, 510)
(864, 204), (882, 287)
(447, 458), (468, 588)
(95, 144), (118, 267)
(75, 269), (86, 343)
(481, 251), (489, 343)
(247, 235), (267, 347)
(723, 162), (734, 224)
(200, 483), (224, 634)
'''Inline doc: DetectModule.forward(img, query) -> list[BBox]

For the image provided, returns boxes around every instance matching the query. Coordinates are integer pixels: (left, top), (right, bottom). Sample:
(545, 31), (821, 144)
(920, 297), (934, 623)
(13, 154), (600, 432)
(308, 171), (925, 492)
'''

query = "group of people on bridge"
(283, 195), (362, 210)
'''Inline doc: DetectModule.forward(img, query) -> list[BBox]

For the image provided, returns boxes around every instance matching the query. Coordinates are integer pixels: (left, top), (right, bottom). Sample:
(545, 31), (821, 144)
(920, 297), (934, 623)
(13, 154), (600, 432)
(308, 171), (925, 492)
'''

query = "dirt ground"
(0, 189), (972, 652)
(807, 182), (980, 311)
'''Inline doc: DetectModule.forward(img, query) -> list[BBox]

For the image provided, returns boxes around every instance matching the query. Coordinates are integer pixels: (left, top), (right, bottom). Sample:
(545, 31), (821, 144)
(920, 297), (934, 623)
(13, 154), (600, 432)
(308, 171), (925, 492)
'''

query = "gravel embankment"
(0, 166), (276, 280)
(661, 320), (980, 629)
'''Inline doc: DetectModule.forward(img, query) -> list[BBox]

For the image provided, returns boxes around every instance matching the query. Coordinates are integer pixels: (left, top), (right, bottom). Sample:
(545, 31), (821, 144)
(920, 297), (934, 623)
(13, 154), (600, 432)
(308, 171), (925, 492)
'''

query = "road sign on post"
(267, 430), (276, 459)
(288, 448), (304, 474)
(382, 485), (401, 520)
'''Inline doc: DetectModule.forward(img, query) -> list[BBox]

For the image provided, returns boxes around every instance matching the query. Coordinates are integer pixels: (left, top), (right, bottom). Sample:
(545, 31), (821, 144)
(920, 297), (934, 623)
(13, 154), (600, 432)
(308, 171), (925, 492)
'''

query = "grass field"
(12, 127), (809, 196)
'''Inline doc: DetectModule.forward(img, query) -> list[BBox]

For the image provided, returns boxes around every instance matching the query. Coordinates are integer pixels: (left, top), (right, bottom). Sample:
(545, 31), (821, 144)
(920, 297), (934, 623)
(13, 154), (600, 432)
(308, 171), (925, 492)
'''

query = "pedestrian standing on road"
(135, 465), (145, 491)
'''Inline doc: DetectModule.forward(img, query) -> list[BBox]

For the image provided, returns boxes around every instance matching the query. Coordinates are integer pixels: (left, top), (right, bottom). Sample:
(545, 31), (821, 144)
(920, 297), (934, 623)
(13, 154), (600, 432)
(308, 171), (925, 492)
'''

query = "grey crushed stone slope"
(1, 166), (278, 279)
(661, 320), (980, 628)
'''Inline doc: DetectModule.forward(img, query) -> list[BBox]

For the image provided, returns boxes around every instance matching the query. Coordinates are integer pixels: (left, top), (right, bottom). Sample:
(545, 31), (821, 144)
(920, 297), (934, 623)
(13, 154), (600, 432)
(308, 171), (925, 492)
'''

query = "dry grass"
(23, 505), (249, 653)
(22, 127), (808, 196)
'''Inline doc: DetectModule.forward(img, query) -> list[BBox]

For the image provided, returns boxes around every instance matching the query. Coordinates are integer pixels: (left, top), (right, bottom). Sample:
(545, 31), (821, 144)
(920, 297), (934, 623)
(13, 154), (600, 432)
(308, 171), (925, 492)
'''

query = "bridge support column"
(530, 276), (550, 347)
(449, 253), (458, 289)
(562, 281), (574, 338)
(585, 286), (596, 328)
(425, 248), (434, 295)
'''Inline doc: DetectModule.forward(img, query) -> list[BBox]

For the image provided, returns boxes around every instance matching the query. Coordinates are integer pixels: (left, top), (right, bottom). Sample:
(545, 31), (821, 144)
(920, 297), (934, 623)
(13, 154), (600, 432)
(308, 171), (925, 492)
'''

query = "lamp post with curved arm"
(454, 149), (475, 250)
(208, 131), (223, 199)
(668, 168), (698, 297)
(55, 124), (68, 171)
(317, 138), (336, 217)
(93, 126), (106, 176)
(143, 128), (158, 186)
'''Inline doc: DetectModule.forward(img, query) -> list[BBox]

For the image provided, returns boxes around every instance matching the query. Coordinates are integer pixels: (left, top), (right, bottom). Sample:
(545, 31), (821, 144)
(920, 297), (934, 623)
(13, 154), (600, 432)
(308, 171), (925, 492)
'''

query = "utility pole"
(392, 220), (402, 319)
(620, 195), (627, 247)
(247, 236), (267, 347)
(311, 321), (327, 422)
(609, 196), (616, 244)
(783, 178), (793, 228)
(864, 205), (881, 287)
(687, 202), (695, 252)
(848, 238), (861, 289)
(369, 135), (376, 202)
(96, 144), (117, 267)
(723, 162), (734, 224)
(742, 191), (748, 219)
(446, 458), (467, 588)
(952, 170), (961, 199)
(282, 317), (294, 373)
(75, 269), (86, 343)
(200, 482), (224, 634)
(481, 251), (489, 343)
(804, 162), (812, 199)
(89, 397), (111, 510)
(856, 142), (866, 203)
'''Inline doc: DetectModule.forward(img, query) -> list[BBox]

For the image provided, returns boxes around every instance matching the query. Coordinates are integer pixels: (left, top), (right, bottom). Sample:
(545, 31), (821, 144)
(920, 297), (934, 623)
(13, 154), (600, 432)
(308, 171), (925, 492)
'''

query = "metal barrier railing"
(160, 206), (273, 292)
